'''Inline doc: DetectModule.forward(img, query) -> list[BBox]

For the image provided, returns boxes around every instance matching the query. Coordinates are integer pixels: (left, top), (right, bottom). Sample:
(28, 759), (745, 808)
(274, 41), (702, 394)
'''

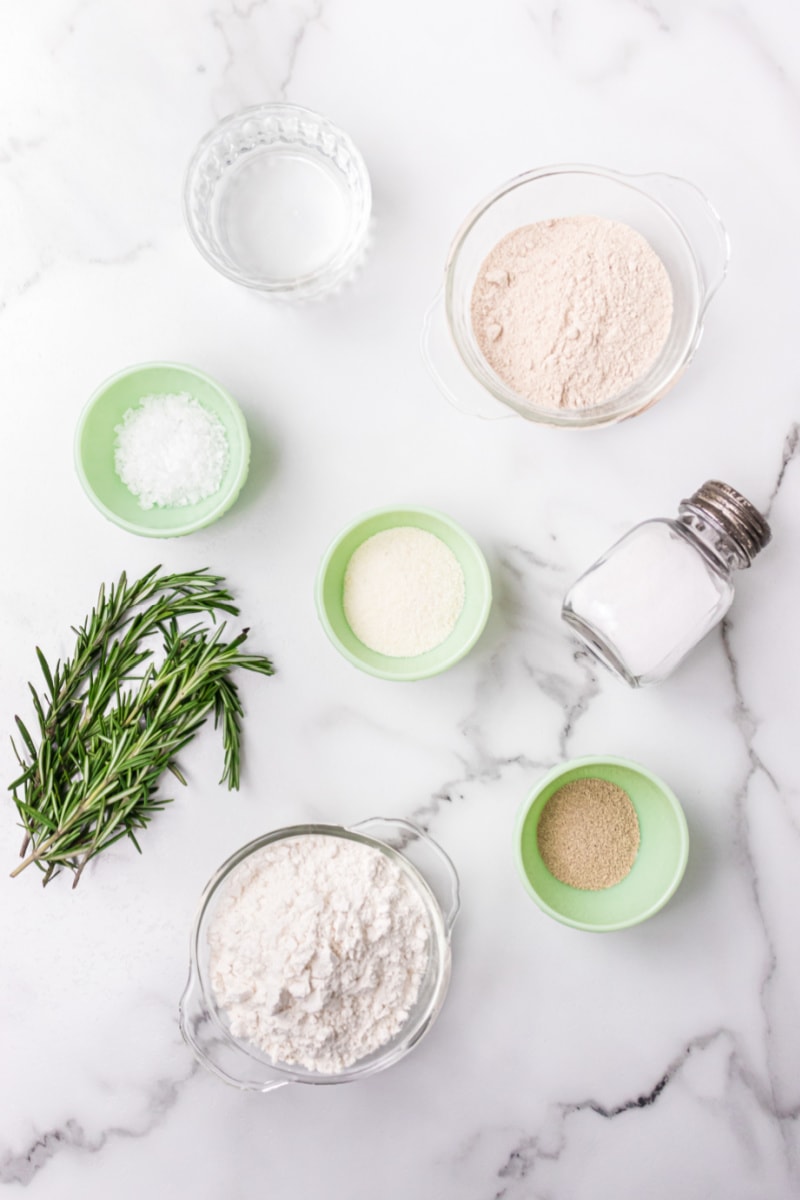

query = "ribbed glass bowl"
(184, 103), (371, 300)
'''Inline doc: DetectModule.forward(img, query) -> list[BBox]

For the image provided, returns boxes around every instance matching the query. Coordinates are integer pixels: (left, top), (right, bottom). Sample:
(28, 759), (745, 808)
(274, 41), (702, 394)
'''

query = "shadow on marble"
(618, 806), (712, 955)
(232, 405), (281, 512)
(659, 803), (710, 914)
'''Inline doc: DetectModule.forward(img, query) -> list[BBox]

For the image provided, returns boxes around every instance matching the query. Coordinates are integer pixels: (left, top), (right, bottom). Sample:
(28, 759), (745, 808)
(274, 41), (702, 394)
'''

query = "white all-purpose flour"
(208, 834), (430, 1073)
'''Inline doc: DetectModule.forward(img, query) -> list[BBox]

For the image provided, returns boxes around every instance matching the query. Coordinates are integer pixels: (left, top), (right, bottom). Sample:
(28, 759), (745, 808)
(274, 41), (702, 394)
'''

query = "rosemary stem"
(8, 568), (273, 886)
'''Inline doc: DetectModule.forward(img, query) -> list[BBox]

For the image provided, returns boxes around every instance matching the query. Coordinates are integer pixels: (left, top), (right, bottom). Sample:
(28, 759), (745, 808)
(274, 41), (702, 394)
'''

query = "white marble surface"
(1, 1), (799, 1196)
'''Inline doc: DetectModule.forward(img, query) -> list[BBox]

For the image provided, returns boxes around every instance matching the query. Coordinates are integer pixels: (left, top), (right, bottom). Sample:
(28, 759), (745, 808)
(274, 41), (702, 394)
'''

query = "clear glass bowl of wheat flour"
(179, 818), (459, 1092)
(422, 164), (730, 428)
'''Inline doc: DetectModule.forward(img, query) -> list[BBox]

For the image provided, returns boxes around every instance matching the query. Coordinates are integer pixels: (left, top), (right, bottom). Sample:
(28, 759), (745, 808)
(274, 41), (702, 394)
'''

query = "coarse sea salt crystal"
(114, 392), (229, 510)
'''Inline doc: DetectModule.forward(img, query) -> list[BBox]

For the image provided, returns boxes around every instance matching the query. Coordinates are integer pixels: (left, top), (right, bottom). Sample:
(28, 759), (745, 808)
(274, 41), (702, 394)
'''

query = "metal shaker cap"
(680, 480), (771, 566)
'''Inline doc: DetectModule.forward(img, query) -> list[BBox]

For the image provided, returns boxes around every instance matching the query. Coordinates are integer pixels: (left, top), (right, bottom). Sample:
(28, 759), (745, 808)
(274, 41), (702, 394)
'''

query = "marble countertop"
(2, 2), (799, 1196)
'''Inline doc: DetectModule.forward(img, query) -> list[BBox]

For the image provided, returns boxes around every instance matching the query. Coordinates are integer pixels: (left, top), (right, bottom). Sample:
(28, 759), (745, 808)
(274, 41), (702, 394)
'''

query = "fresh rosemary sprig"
(8, 567), (274, 887)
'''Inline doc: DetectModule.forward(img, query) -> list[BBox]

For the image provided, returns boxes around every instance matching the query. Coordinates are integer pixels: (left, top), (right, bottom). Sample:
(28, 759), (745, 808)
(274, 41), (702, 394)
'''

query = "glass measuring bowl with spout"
(422, 164), (730, 427)
(179, 818), (459, 1092)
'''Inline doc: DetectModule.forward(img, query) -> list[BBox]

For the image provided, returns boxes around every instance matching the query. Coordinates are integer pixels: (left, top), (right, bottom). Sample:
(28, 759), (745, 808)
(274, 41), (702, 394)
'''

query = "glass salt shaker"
(561, 481), (771, 687)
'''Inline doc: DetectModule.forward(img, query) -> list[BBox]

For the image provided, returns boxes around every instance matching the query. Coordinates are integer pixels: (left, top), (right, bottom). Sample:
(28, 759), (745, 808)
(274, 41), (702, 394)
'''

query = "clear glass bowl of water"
(184, 103), (371, 301)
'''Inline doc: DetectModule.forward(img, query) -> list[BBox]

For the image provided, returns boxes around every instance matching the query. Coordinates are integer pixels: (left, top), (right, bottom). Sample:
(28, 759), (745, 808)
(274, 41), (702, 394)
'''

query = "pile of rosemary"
(8, 567), (274, 887)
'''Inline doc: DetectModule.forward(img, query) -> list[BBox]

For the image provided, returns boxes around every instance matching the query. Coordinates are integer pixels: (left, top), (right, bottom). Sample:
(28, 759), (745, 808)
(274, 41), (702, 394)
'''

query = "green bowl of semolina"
(514, 756), (689, 932)
(315, 505), (492, 681)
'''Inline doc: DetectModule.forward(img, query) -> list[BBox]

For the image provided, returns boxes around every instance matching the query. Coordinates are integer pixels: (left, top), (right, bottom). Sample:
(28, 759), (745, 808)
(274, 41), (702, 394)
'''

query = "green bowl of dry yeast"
(514, 756), (689, 931)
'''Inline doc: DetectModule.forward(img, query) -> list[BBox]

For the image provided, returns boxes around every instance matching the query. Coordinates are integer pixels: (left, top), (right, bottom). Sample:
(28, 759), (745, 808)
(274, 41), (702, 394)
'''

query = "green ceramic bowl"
(515, 756), (689, 932)
(74, 362), (250, 537)
(315, 506), (492, 681)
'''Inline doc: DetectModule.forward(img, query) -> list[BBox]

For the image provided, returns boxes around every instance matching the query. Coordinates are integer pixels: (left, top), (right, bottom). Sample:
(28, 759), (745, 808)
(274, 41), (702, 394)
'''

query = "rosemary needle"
(8, 567), (274, 887)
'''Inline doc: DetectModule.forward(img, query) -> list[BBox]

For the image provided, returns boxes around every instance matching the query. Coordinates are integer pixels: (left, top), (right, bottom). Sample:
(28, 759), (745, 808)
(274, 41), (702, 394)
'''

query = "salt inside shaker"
(561, 481), (771, 687)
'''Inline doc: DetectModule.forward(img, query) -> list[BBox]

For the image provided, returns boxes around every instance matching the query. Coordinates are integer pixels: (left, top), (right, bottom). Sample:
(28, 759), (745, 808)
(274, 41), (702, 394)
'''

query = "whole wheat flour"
(208, 834), (430, 1073)
(470, 216), (673, 410)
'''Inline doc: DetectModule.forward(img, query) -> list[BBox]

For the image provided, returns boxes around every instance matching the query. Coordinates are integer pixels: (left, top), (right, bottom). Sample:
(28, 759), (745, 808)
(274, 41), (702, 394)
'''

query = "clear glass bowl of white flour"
(184, 103), (371, 301)
(422, 164), (730, 428)
(179, 819), (459, 1091)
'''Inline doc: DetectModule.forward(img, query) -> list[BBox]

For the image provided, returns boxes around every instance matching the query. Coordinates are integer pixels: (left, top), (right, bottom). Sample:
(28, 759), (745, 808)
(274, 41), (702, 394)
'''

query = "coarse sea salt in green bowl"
(315, 506), (492, 681)
(74, 362), (250, 538)
(514, 756), (689, 932)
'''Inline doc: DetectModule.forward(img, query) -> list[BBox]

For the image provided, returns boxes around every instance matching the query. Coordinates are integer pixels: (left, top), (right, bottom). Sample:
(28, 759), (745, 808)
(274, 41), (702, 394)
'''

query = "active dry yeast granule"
(537, 777), (640, 890)
(208, 834), (430, 1073)
(470, 216), (673, 411)
(343, 526), (465, 657)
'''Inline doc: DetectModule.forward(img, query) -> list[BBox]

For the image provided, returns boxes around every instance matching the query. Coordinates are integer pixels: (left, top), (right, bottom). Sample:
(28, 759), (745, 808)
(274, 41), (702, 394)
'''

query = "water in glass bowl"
(218, 149), (350, 282)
